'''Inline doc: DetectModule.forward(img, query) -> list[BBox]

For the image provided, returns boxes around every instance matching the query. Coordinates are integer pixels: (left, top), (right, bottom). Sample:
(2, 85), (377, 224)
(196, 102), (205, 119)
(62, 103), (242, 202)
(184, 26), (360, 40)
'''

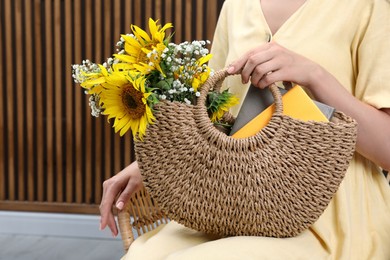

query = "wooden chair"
(117, 187), (169, 251)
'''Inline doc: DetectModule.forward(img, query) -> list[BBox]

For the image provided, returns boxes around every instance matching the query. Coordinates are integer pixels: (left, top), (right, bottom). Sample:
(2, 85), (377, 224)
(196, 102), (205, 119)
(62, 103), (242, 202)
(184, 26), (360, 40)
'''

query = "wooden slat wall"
(0, 0), (225, 214)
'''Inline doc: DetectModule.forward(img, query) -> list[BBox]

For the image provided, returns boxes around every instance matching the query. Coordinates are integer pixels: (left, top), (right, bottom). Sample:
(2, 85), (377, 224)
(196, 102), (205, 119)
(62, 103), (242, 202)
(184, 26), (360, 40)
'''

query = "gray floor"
(0, 234), (125, 260)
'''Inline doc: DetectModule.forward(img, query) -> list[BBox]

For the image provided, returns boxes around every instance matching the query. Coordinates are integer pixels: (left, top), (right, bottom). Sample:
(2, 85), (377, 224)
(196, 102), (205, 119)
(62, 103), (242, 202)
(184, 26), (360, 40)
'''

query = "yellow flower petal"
(132, 25), (151, 42)
(198, 54), (212, 66)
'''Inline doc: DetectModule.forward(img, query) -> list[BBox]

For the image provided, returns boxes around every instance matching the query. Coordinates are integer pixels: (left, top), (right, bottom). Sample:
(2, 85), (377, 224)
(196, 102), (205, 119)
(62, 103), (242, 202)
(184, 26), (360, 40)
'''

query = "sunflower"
(79, 64), (109, 94)
(208, 90), (239, 123)
(100, 72), (155, 139)
(114, 18), (172, 75)
(191, 54), (212, 92)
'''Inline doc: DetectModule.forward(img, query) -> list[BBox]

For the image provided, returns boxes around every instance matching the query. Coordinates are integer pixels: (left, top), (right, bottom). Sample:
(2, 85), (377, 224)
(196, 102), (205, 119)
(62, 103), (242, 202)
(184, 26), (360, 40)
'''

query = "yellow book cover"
(232, 85), (329, 139)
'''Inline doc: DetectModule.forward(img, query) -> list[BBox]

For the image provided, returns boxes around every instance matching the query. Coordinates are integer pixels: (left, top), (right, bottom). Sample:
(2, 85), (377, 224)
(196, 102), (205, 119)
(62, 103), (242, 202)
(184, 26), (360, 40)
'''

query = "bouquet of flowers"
(72, 18), (238, 140)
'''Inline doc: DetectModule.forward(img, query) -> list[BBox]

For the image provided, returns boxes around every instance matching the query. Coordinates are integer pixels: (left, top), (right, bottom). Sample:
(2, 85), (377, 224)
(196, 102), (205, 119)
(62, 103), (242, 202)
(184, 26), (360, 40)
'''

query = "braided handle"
(197, 69), (284, 115)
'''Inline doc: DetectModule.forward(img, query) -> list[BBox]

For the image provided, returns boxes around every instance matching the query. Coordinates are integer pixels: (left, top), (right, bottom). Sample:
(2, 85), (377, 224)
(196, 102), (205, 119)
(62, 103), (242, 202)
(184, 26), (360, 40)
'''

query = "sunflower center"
(121, 84), (146, 119)
(136, 51), (147, 64)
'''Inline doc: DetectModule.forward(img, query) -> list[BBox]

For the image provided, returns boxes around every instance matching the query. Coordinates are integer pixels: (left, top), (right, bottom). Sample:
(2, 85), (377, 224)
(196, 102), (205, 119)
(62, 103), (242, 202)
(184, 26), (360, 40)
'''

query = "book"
(230, 84), (335, 139)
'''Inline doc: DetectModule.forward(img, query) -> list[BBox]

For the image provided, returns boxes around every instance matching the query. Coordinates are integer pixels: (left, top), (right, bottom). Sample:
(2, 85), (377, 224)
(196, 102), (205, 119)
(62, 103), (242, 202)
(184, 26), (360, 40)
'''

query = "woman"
(100, 0), (390, 259)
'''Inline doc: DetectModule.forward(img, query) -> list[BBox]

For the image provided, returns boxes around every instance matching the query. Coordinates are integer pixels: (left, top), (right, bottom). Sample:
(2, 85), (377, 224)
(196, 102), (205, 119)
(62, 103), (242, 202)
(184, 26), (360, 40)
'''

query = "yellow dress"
(122, 0), (390, 259)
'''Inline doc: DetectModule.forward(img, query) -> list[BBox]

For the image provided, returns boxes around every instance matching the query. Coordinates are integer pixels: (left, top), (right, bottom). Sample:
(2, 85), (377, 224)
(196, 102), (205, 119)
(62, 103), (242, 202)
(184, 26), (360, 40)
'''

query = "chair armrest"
(117, 187), (169, 251)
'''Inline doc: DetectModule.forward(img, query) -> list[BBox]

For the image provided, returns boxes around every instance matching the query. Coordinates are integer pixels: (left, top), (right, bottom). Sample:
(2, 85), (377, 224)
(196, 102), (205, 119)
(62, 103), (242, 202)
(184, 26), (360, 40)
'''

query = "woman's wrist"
(304, 63), (329, 94)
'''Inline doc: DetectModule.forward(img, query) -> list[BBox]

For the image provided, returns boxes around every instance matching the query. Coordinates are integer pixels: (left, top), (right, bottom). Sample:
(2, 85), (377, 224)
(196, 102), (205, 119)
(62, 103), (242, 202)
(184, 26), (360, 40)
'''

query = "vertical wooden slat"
(93, 0), (103, 204)
(65, 0), (73, 203)
(134, 0), (142, 26)
(114, 0), (121, 46)
(44, 0), (54, 202)
(74, 0), (83, 204)
(4, 0), (15, 201)
(15, 0), (26, 201)
(83, 0), (93, 204)
(124, 0), (132, 31)
(54, 0), (64, 202)
(104, 0), (113, 181)
(110, 135), (121, 175)
(153, 0), (162, 20)
(184, 0), (192, 41)
(174, 0), (182, 43)
(165, 0), (172, 24)
(0, 0), (5, 201)
(24, 0), (35, 201)
(34, 0), (44, 202)
(94, 115), (103, 204)
(196, 0), (203, 40)
(144, 0), (152, 23)
(113, 0), (122, 176)
(206, 0), (218, 42)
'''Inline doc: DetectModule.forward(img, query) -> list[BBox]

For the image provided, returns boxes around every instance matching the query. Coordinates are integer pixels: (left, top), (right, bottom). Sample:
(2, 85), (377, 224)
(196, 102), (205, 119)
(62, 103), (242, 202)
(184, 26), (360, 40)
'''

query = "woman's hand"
(227, 41), (390, 170)
(227, 41), (323, 90)
(99, 161), (143, 237)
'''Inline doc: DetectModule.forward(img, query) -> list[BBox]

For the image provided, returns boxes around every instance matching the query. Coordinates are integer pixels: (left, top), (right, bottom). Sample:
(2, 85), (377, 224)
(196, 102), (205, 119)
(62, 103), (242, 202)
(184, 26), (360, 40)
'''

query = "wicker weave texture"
(134, 70), (358, 237)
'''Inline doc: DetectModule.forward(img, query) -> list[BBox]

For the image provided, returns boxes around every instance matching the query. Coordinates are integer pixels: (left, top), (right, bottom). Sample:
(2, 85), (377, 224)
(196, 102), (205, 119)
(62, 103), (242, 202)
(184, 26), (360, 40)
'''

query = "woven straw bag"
(134, 69), (358, 238)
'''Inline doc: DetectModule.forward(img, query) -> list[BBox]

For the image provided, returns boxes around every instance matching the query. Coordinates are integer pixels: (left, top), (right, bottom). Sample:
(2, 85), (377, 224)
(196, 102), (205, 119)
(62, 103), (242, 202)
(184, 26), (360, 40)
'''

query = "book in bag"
(230, 84), (335, 138)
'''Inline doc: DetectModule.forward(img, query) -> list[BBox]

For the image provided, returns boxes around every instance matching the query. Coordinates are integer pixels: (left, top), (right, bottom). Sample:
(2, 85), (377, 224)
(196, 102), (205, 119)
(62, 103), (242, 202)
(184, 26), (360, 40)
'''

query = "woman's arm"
(227, 41), (390, 170)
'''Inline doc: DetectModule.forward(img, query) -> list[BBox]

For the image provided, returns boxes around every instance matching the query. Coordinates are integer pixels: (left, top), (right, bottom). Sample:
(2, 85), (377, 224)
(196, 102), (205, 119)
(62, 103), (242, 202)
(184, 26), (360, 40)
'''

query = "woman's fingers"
(106, 211), (119, 237)
(228, 42), (319, 89)
(241, 51), (274, 84)
(249, 60), (279, 88)
(99, 178), (121, 234)
(99, 161), (143, 237)
(255, 70), (284, 89)
(227, 43), (272, 79)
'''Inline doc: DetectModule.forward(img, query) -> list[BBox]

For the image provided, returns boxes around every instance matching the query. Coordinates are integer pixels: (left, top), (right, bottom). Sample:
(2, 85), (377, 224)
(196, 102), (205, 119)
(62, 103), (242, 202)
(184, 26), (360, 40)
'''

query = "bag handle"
(197, 69), (284, 115)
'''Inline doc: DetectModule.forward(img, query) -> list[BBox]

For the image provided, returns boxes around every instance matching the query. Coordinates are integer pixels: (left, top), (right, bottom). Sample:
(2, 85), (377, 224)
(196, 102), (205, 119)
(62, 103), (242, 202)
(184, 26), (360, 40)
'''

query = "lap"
(123, 221), (328, 260)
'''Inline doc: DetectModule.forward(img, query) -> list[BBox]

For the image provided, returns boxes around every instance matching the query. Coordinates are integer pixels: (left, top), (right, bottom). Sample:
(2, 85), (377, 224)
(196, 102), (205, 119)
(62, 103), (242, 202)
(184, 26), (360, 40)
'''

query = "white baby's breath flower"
(173, 79), (182, 89)
(185, 46), (193, 53)
(200, 49), (209, 55)
(88, 95), (102, 117)
(184, 98), (191, 105)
